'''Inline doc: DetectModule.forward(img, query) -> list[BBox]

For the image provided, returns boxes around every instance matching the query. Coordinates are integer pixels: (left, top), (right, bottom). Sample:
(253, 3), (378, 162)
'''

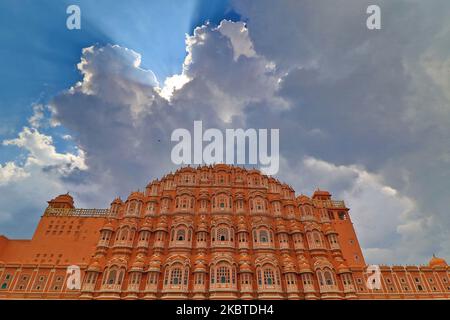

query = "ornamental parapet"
(44, 207), (111, 217)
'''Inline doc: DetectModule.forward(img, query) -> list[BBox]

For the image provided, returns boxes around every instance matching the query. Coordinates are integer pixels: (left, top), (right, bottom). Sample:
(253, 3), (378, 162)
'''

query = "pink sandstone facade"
(0, 164), (448, 299)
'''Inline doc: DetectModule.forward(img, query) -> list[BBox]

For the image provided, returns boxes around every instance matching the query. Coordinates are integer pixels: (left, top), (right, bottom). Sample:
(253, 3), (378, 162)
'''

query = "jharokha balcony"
(169, 240), (193, 250)
(211, 240), (235, 249)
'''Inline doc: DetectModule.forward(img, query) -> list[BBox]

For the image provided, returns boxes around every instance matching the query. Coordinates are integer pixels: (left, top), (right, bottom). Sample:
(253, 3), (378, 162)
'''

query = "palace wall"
(0, 165), (448, 300)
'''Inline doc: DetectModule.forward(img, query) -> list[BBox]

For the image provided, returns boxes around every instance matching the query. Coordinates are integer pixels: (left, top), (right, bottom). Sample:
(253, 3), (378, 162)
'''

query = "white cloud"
(158, 73), (191, 101)
(164, 21), (289, 122)
(0, 162), (29, 186)
(27, 104), (45, 129)
(217, 20), (256, 61)
(0, 116), (88, 227)
(3, 127), (87, 175)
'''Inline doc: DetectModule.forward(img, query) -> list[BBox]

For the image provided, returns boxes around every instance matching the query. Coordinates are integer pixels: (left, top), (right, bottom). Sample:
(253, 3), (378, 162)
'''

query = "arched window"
(170, 268), (182, 285)
(217, 227), (229, 241)
(85, 272), (97, 284)
(324, 269), (334, 285)
(272, 201), (281, 213)
(260, 230), (269, 243)
(146, 201), (156, 215)
(176, 229), (185, 241)
(120, 228), (129, 241)
(211, 263), (235, 288)
(308, 230), (323, 248)
(117, 270), (124, 285)
(317, 268), (335, 287)
(264, 268), (275, 285)
(104, 266), (125, 286)
(101, 230), (111, 241)
(127, 201), (141, 216)
(317, 270), (325, 286)
(164, 264), (189, 290)
(107, 269), (117, 285)
(313, 231), (322, 246)
(171, 226), (190, 245)
(129, 272), (141, 285)
(218, 266), (230, 284)
(128, 202), (136, 215)
(302, 205), (313, 216)
(257, 265), (281, 290)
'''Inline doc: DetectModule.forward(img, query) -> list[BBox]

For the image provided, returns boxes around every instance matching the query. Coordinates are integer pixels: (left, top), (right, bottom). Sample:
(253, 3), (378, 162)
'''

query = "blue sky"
(1, 0), (450, 265)
(0, 0), (238, 161)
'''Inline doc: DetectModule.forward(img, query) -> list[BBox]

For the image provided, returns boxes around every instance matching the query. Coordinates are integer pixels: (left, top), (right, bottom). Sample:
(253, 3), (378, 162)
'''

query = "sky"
(0, 0), (450, 265)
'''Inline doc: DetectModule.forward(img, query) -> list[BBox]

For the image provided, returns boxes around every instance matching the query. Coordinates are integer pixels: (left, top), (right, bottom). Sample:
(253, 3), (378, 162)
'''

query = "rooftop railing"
(44, 207), (111, 217)
(313, 200), (346, 208)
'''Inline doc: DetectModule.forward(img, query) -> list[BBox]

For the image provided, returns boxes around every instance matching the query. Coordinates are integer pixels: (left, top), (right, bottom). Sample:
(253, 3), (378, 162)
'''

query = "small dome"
(323, 225), (337, 235)
(127, 191), (144, 201)
(298, 262), (312, 273)
(194, 260), (207, 271)
(237, 219), (247, 231)
(155, 217), (168, 230)
(87, 258), (101, 272)
(54, 193), (73, 202)
(297, 195), (312, 204)
(337, 263), (350, 274)
(289, 221), (302, 233)
(276, 221), (287, 233)
(429, 255), (448, 268)
(239, 252), (251, 262)
(312, 189), (331, 197)
(240, 263), (252, 272)
(197, 219), (208, 232)
(140, 219), (152, 231)
(148, 254), (162, 271)
(131, 254), (145, 269)
(48, 193), (75, 208)
(101, 221), (114, 231)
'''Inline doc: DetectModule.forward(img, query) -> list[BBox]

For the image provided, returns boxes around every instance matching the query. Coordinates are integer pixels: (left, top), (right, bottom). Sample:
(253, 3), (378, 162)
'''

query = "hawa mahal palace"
(0, 164), (448, 299)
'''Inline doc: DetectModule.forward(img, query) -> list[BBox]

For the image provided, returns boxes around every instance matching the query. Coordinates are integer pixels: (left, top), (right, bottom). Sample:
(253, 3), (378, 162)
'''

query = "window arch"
(257, 265), (281, 290)
(324, 269), (334, 285)
(107, 269), (116, 285)
(126, 201), (141, 216)
(217, 227), (229, 241)
(301, 205), (313, 216)
(103, 266), (125, 287)
(119, 228), (128, 241)
(212, 225), (233, 243)
(254, 227), (273, 244)
(163, 263), (189, 290)
(213, 194), (232, 209)
(176, 196), (185, 209)
(307, 230), (323, 248)
(217, 266), (230, 284)
(170, 225), (191, 245)
(317, 267), (335, 287)
(250, 196), (266, 212)
(210, 262), (236, 289)
(170, 267), (182, 285)
(260, 230), (269, 243)
(116, 226), (134, 243)
(313, 232), (321, 245)
(176, 229), (186, 241)
(146, 201), (157, 215)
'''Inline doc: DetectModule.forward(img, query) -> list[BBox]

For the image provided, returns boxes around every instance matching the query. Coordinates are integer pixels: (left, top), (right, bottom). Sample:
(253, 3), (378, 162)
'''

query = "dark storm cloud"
(235, 0), (450, 262)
